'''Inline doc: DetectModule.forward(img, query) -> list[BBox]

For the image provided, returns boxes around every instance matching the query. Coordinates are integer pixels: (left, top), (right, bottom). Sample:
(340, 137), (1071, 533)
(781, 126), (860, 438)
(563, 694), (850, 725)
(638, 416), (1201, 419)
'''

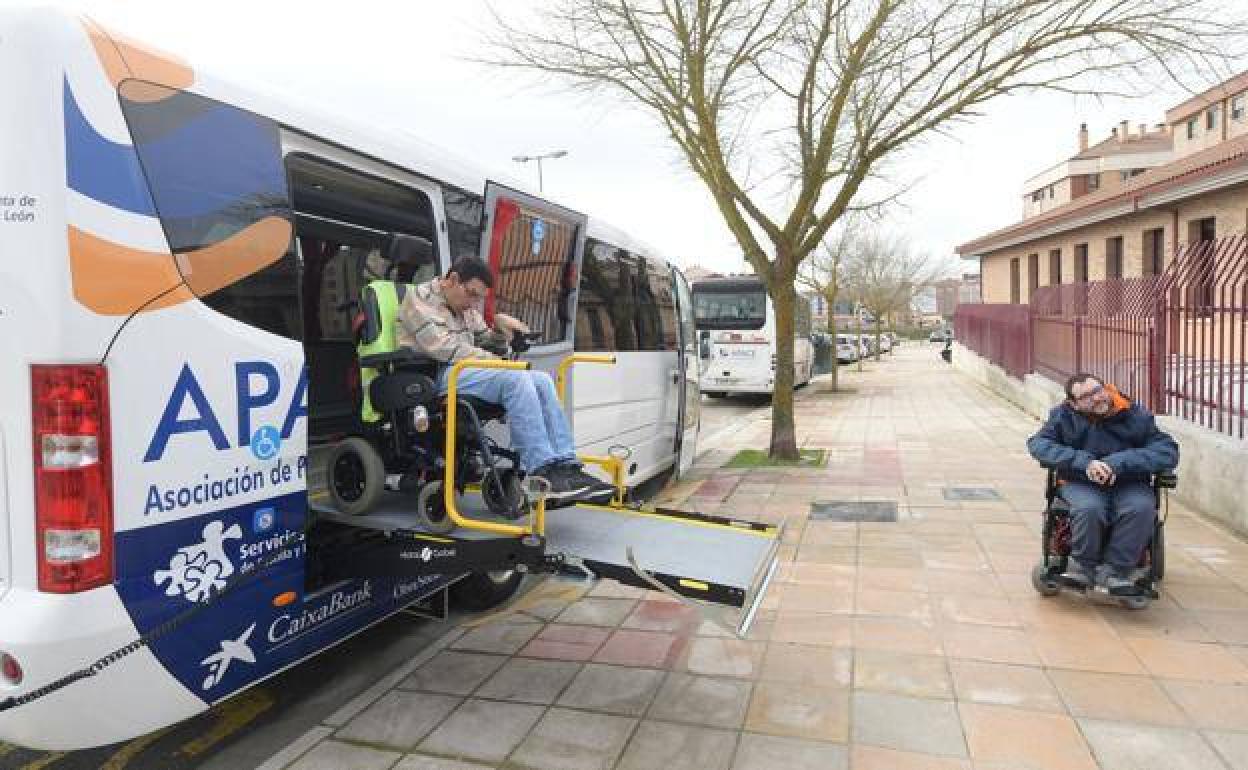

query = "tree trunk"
(856, 303), (864, 372)
(769, 282), (799, 460)
(824, 287), (839, 392)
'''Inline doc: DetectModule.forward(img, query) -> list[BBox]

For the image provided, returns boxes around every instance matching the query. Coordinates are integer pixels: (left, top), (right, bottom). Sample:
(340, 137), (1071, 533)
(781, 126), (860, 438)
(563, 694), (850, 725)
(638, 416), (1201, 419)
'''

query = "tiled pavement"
(265, 345), (1248, 770)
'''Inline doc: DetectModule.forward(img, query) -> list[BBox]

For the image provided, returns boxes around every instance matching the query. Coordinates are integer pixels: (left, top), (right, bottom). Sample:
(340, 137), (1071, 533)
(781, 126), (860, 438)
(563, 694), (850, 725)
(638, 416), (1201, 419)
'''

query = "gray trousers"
(1060, 480), (1156, 572)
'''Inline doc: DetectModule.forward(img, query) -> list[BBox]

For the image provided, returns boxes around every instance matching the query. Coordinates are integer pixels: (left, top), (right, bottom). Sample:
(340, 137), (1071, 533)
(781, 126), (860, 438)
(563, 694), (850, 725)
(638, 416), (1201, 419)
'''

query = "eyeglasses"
(1071, 383), (1104, 404)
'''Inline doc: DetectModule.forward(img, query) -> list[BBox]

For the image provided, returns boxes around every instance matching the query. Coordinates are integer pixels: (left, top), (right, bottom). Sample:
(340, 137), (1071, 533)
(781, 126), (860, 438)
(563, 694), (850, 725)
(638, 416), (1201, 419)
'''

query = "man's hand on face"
(1086, 460), (1116, 486)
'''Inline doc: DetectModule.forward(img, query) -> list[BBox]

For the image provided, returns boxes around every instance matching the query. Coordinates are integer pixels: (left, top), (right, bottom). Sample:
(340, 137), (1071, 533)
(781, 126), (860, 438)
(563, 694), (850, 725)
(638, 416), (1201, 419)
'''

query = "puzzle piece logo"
(154, 520), (243, 603)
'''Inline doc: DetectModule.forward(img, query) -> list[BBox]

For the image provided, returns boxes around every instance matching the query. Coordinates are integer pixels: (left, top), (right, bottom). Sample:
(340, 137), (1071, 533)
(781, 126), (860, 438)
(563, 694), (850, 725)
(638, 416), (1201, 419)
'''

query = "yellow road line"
(17, 752), (66, 770)
(177, 688), (275, 758)
(99, 725), (176, 770)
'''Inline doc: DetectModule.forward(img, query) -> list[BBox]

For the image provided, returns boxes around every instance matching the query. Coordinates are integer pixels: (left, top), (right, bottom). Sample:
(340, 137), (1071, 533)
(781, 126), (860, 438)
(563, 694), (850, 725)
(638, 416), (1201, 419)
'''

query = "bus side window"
(576, 238), (628, 352)
(443, 189), (484, 260)
(119, 80), (298, 339)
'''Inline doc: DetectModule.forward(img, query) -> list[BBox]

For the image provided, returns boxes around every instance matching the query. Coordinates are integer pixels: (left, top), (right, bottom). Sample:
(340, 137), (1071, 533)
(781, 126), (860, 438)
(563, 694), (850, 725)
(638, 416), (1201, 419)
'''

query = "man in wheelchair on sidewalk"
(1026, 373), (1178, 603)
(394, 253), (615, 506)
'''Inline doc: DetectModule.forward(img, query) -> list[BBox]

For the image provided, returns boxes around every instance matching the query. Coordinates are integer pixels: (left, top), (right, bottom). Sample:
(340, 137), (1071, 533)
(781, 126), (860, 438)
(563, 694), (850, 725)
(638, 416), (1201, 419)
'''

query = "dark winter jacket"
(1026, 385), (1179, 482)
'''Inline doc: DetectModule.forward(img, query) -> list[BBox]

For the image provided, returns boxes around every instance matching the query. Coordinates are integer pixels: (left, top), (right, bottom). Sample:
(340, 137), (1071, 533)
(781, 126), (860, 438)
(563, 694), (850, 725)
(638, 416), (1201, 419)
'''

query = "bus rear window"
(693, 289), (766, 330)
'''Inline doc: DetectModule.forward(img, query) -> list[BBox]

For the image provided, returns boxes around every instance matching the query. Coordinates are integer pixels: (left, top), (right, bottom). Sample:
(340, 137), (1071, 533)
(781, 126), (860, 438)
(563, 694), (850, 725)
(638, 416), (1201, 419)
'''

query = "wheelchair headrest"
(386, 234), (435, 275)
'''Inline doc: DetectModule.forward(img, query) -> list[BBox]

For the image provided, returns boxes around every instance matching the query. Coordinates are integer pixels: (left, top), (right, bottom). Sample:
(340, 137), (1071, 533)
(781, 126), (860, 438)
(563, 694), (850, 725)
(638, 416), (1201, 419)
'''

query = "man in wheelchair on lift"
(1026, 373), (1178, 596)
(396, 254), (615, 505)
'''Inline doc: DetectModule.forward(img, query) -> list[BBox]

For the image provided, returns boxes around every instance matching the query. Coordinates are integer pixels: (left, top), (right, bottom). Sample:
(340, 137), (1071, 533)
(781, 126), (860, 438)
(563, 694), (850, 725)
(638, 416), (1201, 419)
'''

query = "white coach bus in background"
(693, 275), (813, 397)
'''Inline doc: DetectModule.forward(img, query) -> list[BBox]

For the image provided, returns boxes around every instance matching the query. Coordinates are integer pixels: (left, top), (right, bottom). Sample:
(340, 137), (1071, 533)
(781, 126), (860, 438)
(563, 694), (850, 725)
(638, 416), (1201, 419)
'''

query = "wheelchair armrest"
(360, 350), (440, 371)
(1155, 471), (1178, 489)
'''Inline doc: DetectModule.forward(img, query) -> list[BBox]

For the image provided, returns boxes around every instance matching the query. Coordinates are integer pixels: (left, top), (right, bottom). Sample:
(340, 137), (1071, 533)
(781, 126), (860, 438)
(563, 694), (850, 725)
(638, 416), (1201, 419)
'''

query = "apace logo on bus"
(144, 361), (307, 463)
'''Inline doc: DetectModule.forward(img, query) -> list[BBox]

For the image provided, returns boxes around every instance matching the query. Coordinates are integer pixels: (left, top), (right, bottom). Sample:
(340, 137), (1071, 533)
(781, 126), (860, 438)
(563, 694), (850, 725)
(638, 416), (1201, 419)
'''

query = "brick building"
(959, 71), (1248, 303)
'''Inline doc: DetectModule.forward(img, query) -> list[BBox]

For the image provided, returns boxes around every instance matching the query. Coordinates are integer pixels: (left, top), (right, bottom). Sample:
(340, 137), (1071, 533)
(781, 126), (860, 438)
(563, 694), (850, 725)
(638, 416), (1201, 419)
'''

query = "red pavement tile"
(519, 624), (610, 661)
(622, 599), (703, 633)
(592, 629), (684, 668)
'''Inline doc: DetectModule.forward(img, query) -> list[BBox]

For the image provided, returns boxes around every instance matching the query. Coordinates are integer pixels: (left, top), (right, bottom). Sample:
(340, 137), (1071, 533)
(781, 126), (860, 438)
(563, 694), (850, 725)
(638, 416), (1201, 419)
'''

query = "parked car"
(929, 328), (952, 343)
(876, 334), (893, 353)
(835, 334), (860, 363)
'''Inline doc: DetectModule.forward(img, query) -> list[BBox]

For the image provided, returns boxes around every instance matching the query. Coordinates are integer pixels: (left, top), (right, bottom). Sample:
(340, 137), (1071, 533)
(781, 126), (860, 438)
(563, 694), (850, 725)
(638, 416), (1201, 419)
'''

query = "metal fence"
(955, 235), (1247, 439)
(952, 303), (1032, 378)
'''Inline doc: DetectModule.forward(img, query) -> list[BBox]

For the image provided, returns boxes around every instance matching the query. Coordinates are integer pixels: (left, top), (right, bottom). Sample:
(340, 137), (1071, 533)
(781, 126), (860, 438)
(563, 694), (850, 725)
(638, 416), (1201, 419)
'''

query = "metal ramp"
(314, 492), (782, 636)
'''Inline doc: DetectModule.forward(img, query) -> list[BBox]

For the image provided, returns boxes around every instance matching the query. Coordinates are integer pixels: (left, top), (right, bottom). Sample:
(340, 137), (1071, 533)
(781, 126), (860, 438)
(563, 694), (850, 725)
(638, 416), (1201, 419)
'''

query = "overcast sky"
(60, 0), (1213, 276)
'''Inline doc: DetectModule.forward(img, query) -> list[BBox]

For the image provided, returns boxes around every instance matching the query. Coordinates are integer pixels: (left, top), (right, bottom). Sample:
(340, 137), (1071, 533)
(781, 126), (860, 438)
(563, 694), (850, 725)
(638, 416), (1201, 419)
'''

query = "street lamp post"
(512, 150), (568, 193)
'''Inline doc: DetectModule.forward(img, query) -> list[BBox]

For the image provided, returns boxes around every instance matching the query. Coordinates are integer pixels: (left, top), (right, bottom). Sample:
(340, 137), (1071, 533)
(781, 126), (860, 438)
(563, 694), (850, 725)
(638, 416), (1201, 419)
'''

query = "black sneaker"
(1058, 561), (1095, 591)
(1106, 570), (1142, 597)
(564, 467), (616, 503)
(532, 465), (592, 502)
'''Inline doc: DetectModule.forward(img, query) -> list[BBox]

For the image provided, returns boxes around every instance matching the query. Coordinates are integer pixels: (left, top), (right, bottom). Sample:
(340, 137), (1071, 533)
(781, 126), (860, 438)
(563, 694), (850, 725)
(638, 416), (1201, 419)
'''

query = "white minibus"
(0, 8), (783, 751)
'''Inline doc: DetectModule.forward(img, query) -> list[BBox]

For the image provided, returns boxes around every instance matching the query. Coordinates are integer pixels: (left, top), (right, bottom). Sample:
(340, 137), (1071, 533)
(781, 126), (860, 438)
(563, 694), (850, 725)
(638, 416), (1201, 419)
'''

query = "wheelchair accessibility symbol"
(250, 426), (281, 461)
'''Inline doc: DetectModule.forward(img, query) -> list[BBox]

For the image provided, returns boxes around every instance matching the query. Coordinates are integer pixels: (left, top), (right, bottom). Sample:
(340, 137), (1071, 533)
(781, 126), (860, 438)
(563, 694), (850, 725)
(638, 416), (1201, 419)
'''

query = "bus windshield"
(694, 288), (766, 330)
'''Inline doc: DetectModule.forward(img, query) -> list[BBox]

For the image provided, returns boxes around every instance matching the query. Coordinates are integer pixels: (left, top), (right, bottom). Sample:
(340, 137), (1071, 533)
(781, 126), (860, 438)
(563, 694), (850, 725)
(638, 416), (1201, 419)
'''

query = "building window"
(1187, 117), (1197, 139)
(1009, 258), (1021, 304)
(1087, 173), (1100, 192)
(1030, 190), (1043, 203)
(1105, 236), (1124, 279)
(1047, 185), (1054, 199)
(1234, 95), (1246, 121)
(1142, 228), (1165, 276)
(1075, 243), (1089, 282)
(1049, 249), (1062, 285)
(1027, 253), (1039, 299)
(1207, 106), (1219, 131)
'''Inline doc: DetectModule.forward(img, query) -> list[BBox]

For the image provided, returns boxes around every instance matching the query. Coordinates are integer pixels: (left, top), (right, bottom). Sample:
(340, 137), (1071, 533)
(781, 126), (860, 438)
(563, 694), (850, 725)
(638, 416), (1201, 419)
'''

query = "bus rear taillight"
(31, 365), (114, 593)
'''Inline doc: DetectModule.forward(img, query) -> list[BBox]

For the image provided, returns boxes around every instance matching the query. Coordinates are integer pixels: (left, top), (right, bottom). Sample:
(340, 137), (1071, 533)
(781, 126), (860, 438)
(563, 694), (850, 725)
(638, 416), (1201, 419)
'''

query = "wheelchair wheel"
(1151, 522), (1166, 581)
(1030, 564), (1061, 597)
(416, 480), (455, 534)
(328, 437), (385, 516)
(482, 469), (529, 520)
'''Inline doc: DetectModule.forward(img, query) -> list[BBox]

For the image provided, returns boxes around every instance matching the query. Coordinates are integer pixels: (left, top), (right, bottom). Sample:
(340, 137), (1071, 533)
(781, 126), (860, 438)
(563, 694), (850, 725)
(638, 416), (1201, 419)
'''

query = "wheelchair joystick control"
(410, 405), (430, 433)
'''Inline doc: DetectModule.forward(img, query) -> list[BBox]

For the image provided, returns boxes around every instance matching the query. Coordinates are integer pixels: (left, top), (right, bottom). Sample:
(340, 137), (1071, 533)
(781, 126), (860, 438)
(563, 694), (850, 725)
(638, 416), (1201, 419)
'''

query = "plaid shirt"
(396, 278), (504, 363)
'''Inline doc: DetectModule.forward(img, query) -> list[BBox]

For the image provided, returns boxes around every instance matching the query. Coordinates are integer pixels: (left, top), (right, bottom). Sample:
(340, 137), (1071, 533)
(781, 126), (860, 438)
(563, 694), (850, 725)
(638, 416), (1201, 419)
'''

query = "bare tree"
(841, 233), (948, 360)
(487, 0), (1237, 459)
(798, 222), (861, 391)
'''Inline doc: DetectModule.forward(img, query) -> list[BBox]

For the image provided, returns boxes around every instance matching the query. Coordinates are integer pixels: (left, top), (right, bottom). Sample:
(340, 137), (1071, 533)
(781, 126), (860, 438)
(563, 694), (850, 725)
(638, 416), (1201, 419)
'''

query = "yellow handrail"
(444, 358), (543, 536)
(555, 353), (617, 401)
(554, 353), (624, 504)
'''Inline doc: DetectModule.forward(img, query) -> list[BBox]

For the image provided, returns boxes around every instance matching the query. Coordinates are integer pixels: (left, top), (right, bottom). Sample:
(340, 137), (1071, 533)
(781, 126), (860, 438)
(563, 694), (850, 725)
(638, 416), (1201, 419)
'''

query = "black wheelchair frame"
(326, 343), (534, 529)
(1031, 466), (1177, 605)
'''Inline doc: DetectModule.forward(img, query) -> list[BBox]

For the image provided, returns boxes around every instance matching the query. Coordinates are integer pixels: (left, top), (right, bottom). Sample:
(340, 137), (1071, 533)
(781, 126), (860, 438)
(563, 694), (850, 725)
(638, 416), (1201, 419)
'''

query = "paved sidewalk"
(266, 344), (1248, 770)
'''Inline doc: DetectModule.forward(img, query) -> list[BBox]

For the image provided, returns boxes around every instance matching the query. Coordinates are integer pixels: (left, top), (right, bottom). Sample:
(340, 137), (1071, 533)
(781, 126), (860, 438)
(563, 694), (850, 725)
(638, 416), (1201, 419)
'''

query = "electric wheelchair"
(324, 235), (534, 532)
(1030, 465), (1177, 610)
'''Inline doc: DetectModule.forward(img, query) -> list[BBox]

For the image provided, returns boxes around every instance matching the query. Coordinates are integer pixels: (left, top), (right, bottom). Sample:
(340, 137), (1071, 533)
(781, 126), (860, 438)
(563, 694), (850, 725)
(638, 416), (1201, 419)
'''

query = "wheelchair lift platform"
(314, 492), (782, 636)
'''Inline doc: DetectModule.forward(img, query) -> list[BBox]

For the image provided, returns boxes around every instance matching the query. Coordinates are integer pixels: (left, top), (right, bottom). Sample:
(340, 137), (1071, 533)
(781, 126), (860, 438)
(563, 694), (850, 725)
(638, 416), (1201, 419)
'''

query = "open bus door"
(478, 181), (586, 372)
(672, 268), (701, 476)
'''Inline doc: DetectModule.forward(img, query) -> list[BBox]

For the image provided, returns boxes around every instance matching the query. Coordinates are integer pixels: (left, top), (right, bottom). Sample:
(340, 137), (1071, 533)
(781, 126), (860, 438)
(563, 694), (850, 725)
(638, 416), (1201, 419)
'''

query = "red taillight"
(31, 365), (113, 593)
(1, 652), (22, 685)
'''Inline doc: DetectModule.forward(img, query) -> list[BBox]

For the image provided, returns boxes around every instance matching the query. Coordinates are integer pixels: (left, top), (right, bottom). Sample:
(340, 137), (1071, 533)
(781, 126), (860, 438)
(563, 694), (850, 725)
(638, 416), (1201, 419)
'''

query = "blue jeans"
(438, 368), (577, 473)
(1060, 480), (1156, 572)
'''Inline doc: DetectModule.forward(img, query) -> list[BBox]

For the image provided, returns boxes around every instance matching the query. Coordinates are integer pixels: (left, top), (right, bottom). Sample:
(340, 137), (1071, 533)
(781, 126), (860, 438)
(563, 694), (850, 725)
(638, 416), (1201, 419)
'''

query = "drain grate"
(810, 501), (898, 522)
(942, 487), (1002, 501)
